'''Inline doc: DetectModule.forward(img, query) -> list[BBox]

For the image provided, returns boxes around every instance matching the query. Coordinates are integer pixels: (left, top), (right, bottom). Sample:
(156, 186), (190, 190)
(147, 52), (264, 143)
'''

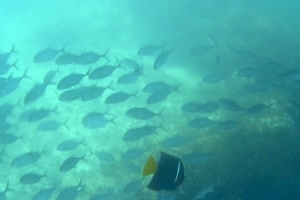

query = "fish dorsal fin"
(142, 155), (157, 176)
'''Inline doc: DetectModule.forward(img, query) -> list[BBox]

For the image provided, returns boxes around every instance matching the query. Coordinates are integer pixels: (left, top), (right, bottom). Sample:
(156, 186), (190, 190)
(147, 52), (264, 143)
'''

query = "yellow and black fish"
(143, 152), (185, 191)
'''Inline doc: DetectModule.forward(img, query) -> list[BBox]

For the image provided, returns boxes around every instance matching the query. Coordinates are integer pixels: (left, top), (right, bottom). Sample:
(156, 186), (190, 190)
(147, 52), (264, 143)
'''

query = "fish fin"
(142, 155), (157, 176)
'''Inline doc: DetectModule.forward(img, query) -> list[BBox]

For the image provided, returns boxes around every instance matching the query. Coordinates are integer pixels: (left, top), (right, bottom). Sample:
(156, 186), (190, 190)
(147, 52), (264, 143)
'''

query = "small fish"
(0, 133), (19, 145)
(43, 68), (58, 84)
(80, 85), (109, 102)
(32, 186), (56, 200)
(75, 50), (107, 65)
(60, 154), (85, 172)
(247, 103), (273, 115)
(125, 107), (162, 120)
(123, 124), (160, 142)
(24, 83), (48, 105)
(189, 117), (214, 128)
(219, 98), (244, 112)
(137, 44), (163, 56)
(82, 112), (112, 129)
(143, 81), (175, 94)
(120, 58), (139, 69)
(59, 86), (89, 102)
(34, 47), (62, 63)
(26, 108), (56, 122)
(11, 151), (43, 168)
(57, 138), (83, 151)
(94, 150), (115, 162)
(0, 69), (29, 97)
(89, 65), (119, 80)
(105, 91), (137, 104)
(181, 102), (202, 113)
(147, 90), (171, 105)
(154, 49), (173, 70)
(57, 70), (89, 90)
(123, 179), (142, 194)
(20, 172), (46, 184)
(198, 102), (220, 113)
(143, 152), (185, 191)
(37, 119), (68, 132)
(117, 67), (143, 85)
(121, 148), (146, 161)
(55, 52), (78, 65)
(56, 180), (84, 200)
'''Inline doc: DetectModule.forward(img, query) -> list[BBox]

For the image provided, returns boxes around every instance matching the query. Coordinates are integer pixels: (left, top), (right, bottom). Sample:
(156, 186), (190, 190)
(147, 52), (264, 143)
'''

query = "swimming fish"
(137, 44), (163, 56)
(57, 138), (83, 151)
(143, 152), (184, 191)
(55, 52), (78, 65)
(147, 90), (171, 105)
(11, 151), (43, 168)
(20, 172), (46, 184)
(56, 179), (84, 200)
(82, 112), (112, 129)
(189, 117), (214, 128)
(60, 154), (85, 172)
(26, 107), (55, 122)
(37, 119), (68, 132)
(89, 65), (119, 80)
(154, 48), (173, 70)
(94, 150), (115, 162)
(24, 83), (48, 105)
(247, 103), (273, 115)
(123, 124), (160, 142)
(0, 69), (29, 97)
(104, 91), (137, 104)
(143, 80), (175, 94)
(57, 70), (89, 90)
(34, 47), (62, 63)
(126, 107), (163, 120)
(117, 67), (143, 85)
(120, 58), (139, 69)
(219, 98), (244, 112)
(59, 86), (89, 102)
(32, 186), (56, 200)
(75, 50), (107, 65)
(0, 133), (19, 145)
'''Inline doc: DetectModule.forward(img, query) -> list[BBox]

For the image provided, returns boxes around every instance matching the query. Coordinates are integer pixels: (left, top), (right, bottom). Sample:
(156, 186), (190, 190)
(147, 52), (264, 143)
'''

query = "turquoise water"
(1, 1), (300, 199)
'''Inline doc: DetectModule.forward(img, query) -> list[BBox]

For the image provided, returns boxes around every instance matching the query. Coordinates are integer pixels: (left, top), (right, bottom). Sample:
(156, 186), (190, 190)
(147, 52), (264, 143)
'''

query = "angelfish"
(142, 152), (185, 191)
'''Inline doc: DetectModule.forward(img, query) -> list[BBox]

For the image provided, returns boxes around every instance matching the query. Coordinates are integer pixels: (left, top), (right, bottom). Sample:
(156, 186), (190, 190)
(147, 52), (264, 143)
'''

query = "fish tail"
(10, 44), (19, 54)
(102, 48), (110, 62)
(21, 68), (31, 80)
(11, 59), (19, 70)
